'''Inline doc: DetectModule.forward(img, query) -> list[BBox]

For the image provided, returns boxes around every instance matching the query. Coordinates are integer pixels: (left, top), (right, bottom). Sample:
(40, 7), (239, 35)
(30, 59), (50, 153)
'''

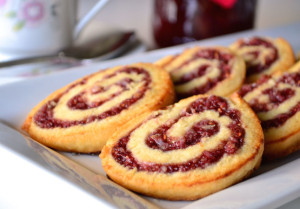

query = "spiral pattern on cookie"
(239, 61), (300, 159)
(156, 46), (245, 99)
(237, 37), (278, 75)
(34, 67), (151, 128)
(230, 36), (295, 82)
(101, 94), (263, 200)
(23, 63), (175, 153)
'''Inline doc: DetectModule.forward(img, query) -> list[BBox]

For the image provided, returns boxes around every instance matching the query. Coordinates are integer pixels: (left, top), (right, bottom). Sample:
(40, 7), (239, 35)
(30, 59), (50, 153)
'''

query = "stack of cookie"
(23, 36), (299, 200)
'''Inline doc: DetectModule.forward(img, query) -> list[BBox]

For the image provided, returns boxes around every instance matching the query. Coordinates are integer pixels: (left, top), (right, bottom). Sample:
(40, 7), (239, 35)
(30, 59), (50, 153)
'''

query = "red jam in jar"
(153, 0), (257, 48)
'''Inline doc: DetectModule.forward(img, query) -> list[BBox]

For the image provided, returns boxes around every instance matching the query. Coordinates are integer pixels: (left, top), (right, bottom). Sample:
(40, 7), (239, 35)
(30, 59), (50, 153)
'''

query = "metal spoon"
(0, 31), (140, 69)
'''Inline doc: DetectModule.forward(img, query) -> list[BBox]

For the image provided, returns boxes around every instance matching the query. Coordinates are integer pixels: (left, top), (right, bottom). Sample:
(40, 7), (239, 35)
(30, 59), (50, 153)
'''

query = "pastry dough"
(22, 63), (175, 153)
(100, 94), (263, 200)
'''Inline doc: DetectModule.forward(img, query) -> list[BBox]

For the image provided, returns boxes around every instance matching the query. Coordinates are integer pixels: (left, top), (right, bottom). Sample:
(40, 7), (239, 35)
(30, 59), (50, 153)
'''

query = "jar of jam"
(152, 0), (257, 48)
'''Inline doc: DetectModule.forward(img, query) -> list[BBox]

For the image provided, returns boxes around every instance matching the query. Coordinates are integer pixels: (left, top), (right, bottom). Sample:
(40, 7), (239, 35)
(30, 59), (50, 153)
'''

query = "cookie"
(155, 46), (246, 99)
(230, 36), (295, 83)
(100, 94), (263, 200)
(239, 61), (300, 160)
(22, 63), (175, 153)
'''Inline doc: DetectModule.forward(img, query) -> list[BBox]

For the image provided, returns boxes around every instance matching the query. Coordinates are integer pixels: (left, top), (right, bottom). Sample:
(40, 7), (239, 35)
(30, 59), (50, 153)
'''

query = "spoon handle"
(0, 54), (79, 69)
(74, 0), (110, 40)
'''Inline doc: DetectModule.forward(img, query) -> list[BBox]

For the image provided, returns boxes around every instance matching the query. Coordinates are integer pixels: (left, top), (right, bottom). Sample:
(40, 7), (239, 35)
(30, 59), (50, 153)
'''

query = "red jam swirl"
(246, 87), (295, 113)
(238, 74), (271, 97)
(262, 103), (300, 129)
(112, 95), (245, 173)
(34, 67), (151, 128)
(174, 49), (233, 98)
(67, 78), (134, 110)
(146, 119), (219, 151)
(239, 37), (278, 76)
(240, 72), (300, 129)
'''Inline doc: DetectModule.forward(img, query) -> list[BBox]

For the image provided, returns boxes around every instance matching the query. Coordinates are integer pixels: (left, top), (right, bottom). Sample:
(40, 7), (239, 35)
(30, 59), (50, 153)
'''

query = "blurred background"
(1, 0), (300, 83)
(79, 0), (300, 49)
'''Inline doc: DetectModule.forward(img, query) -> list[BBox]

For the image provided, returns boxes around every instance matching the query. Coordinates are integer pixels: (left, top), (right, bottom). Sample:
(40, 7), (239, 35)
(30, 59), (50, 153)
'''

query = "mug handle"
(73, 0), (109, 40)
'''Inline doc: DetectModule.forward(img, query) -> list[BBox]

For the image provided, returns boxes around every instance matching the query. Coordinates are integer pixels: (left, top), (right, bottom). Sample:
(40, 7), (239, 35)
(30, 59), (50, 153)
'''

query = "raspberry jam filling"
(174, 49), (233, 97)
(241, 72), (300, 129)
(239, 37), (278, 76)
(246, 87), (296, 113)
(238, 75), (271, 97)
(34, 67), (151, 128)
(67, 78), (134, 110)
(262, 103), (300, 129)
(146, 119), (220, 151)
(112, 95), (245, 173)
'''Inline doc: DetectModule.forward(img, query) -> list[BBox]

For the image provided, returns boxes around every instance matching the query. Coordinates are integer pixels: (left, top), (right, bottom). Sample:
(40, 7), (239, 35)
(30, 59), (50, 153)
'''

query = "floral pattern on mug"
(2, 0), (47, 31)
(22, 1), (45, 23)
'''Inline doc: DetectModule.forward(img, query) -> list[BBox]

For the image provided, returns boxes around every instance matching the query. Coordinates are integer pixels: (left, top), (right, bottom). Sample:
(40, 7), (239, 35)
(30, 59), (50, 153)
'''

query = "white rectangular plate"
(1, 23), (300, 209)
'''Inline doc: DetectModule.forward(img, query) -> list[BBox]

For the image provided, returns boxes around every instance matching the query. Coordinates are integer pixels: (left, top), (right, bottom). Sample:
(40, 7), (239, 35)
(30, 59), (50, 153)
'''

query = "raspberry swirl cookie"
(230, 36), (295, 83)
(155, 46), (246, 99)
(239, 61), (300, 160)
(22, 63), (175, 153)
(100, 94), (263, 200)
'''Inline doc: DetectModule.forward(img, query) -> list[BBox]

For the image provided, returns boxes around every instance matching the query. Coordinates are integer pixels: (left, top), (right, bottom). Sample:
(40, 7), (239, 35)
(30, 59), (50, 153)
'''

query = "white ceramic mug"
(0, 0), (108, 61)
